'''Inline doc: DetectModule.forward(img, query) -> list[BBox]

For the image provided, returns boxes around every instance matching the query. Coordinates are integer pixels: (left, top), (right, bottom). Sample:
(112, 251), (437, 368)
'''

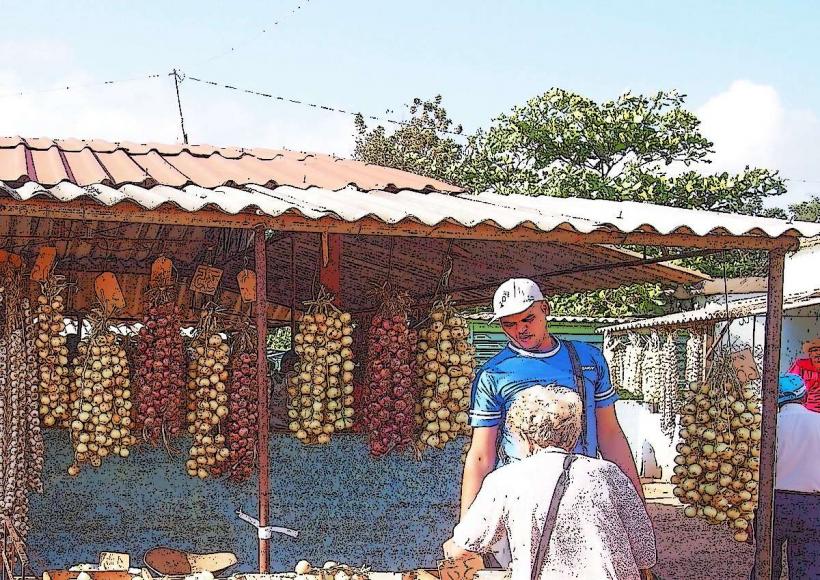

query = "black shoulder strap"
(564, 341), (588, 454)
(531, 453), (577, 580)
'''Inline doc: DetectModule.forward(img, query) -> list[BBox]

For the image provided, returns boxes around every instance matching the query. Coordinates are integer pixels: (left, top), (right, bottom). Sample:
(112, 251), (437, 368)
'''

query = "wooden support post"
(254, 227), (271, 573)
(319, 232), (342, 303)
(754, 247), (787, 580)
(291, 237), (297, 341)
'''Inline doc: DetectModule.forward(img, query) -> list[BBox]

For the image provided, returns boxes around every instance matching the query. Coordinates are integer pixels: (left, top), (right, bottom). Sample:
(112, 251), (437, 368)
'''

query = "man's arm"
(596, 405), (644, 500)
(460, 425), (499, 518)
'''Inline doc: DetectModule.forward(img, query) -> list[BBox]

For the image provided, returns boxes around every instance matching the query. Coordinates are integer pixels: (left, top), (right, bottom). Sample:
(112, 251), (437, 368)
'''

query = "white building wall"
(615, 400), (680, 481)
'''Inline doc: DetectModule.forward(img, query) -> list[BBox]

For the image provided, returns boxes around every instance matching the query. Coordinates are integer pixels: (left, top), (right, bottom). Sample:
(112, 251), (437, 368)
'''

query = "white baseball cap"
(491, 278), (545, 321)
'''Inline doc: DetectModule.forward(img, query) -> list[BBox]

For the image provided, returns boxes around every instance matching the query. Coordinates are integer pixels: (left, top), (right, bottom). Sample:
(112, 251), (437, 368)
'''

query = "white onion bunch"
(416, 298), (474, 452)
(685, 332), (704, 384)
(185, 307), (231, 478)
(659, 333), (679, 438)
(34, 275), (71, 427)
(68, 308), (135, 475)
(0, 267), (45, 540)
(622, 333), (643, 395)
(672, 369), (762, 542)
(288, 288), (355, 445)
(602, 334), (625, 392)
(641, 333), (663, 405)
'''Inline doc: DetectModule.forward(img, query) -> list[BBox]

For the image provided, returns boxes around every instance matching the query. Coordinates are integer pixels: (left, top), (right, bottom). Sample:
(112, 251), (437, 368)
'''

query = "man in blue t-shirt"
(458, 278), (643, 567)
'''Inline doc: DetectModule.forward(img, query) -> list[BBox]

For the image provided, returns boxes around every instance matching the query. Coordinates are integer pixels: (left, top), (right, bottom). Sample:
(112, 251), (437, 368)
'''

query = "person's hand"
(442, 538), (469, 561)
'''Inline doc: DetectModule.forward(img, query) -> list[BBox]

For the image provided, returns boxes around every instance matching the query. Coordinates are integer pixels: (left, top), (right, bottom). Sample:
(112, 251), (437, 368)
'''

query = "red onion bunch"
(361, 288), (419, 457)
(224, 343), (260, 482)
(134, 301), (187, 447)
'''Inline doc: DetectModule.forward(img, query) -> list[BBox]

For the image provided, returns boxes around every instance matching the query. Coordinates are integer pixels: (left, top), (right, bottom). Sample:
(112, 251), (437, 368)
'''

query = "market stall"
(0, 137), (819, 579)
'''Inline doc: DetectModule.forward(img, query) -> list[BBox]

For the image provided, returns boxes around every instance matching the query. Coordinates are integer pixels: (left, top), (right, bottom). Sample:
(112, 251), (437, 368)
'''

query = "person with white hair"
(444, 386), (657, 580)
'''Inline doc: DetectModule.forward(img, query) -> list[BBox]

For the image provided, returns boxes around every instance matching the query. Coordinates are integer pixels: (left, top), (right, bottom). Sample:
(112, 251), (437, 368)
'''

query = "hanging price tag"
(237, 269), (257, 302)
(0, 250), (23, 270)
(150, 256), (173, 287)
(31, 246), (57, 281)
(95, 272), (126, 314)
(190, 264), (223, 295)
(731, 348), (760, 384)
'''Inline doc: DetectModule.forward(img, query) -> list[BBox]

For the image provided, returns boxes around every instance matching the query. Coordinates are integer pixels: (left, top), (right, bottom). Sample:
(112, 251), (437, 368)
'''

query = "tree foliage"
(461, 89), (785, 214)
(353, 89), (792, 317)
(549, 284), (668, 318)
(353, 96), (464, 185)
(790, 197), (820, 222)
(267, 327), (291, 351)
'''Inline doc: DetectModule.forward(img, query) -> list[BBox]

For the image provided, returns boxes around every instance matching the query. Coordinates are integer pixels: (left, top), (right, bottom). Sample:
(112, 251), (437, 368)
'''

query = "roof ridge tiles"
(0, 136), (463, 192)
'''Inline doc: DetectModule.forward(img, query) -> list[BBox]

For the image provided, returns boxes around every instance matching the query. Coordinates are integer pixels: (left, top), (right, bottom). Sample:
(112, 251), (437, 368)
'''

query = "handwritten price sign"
(150, 256), (173, 287)
(237, 269), (257, 302)
(190, 264), (223, 295)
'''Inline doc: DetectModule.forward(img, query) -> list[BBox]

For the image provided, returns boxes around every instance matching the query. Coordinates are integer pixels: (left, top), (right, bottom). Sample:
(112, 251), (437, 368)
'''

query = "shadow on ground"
(649, 503), (755, 580)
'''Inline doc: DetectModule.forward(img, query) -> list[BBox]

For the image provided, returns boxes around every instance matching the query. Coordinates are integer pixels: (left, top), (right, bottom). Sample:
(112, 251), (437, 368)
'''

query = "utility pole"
(171, 69), (189, 144)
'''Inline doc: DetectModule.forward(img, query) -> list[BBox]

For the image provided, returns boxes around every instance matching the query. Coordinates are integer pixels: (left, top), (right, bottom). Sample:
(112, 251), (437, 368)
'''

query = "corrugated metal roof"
(0, 137), (461, 193)
(0, 181), (708, 317)
(468, 192), (820, 239)
(465, 312), (633, 324)
(2, 179), (820, 241)
(599, 290), (820, 333)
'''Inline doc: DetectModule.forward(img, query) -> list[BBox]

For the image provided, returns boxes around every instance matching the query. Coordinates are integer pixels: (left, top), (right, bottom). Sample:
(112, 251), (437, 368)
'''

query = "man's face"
(499, 301), (550, 351)
(809, 346), (820, 367)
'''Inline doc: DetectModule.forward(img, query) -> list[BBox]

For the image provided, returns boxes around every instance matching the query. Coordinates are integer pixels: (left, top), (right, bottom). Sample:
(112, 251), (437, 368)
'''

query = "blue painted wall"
(28, 431), (463, 573)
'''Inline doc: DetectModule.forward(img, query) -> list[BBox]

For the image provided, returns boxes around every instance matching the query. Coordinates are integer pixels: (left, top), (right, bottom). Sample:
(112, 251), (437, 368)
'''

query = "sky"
(1, 0), (818, 207)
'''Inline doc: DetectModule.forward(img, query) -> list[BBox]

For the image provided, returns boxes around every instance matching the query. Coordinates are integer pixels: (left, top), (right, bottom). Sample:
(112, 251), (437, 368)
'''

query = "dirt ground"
(644, 483), (757, 580)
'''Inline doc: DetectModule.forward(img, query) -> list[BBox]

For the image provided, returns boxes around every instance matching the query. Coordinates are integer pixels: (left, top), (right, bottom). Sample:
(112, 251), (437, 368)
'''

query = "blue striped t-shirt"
(468, 339), (617, 463)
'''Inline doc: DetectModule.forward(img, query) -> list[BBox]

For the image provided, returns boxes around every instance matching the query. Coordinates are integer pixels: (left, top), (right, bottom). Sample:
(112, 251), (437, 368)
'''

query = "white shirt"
(453, 448), (656, 580)
(776, 403), (820, 493)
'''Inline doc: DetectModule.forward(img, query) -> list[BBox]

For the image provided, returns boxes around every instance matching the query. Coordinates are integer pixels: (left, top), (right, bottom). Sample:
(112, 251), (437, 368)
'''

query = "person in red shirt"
(787, 338), (820, 412)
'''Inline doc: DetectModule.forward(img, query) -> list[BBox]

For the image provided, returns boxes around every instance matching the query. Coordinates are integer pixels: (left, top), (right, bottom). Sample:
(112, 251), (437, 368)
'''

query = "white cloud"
(697, 80), (820, 207)
(0, 46), (356, 155)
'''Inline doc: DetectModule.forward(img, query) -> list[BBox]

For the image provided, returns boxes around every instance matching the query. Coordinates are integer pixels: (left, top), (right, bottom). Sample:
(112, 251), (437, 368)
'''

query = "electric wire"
(189, 0), (312, 68)
(0, 73), (164, 100)
(184, 73), (466, 137)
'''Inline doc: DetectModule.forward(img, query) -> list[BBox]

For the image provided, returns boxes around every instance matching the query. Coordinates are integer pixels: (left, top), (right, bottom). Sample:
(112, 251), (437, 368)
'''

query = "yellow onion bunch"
(68, 308), (135, 475)
(34, 275), (71, 427)
(672, 369), (762, 542)
(415, 298), (474, 451)
(185, 307), (230, 479)
(288, 288), (355, 445)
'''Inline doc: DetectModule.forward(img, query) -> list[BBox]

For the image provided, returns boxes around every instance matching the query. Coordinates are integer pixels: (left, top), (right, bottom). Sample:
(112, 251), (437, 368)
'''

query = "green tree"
(461, 89), (785, 213)
(353, 89), (791, 316)
(267, 327), (291, 351)
(549, 284), (669, 318)
(790, 197), (820, 222)
(353, 95), (464, 184)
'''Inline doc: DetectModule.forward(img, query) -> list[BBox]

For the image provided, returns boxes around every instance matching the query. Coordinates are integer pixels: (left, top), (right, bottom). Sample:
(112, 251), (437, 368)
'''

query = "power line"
(184, 73), (466, 137)
(191, 0), (312, 68)
(0, 73), (164, 100)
